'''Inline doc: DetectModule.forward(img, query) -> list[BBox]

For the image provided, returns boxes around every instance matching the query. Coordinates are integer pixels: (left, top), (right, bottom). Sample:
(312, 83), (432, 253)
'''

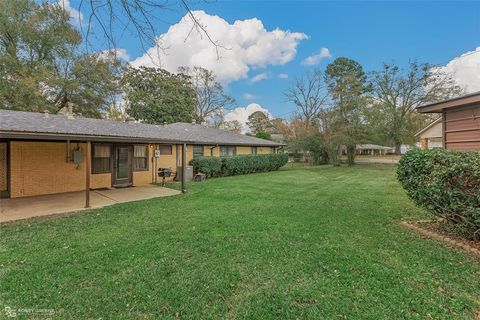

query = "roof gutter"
(417, 92), (480, 113)
(0, 131), (188, 144)
(0, 131), (286, 147)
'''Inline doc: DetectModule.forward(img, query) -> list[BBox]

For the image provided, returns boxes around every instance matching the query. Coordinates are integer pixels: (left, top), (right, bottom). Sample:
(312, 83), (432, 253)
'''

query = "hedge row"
(397, 149), (480, 239)
(190, 153), (288, 178)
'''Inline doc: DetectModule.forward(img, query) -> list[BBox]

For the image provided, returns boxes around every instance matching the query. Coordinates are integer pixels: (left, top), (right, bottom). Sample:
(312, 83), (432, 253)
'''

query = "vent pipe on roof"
(44, 110), (49, 118)
(125, 116), (136, 123)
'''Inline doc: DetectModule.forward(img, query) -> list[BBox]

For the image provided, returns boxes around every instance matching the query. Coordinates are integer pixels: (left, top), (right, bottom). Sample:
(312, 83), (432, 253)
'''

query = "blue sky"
(66, 0), (480, 124)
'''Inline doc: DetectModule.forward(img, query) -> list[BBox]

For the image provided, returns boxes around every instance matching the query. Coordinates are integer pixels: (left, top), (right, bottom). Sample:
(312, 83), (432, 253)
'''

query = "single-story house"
(355, 144), (394, 156)
(417, 91), (480, 151)
(0, 109), (283, 202)
(415, 118), (443, 150)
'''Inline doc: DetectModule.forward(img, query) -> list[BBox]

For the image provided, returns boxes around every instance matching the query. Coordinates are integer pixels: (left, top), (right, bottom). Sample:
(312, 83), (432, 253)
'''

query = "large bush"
(397, 149), (480, 239)
(190, 156), (222, 178)
(191, 153), (288, 178)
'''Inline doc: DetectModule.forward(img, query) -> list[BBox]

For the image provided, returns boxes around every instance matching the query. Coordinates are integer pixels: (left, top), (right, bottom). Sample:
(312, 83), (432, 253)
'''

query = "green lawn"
(1, 165), (479, 319)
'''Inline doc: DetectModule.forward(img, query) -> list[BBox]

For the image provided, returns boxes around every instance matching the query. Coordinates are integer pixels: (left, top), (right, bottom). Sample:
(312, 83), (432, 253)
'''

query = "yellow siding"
(257, 147), (272, 154)
(237, 146), (251, 155)
(10, 141), (88, 198)
(8, 141), (278, 197)
(133, 145), (154, 186)
(91, 173), (111, 189)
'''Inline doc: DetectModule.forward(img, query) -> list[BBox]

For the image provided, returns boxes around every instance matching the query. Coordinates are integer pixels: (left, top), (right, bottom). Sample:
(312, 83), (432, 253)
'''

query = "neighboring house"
(355, 144), (393, 156)
(0, 110), (283, 199)
(417, 91), (480, 151)
(415, 118), (443, 150)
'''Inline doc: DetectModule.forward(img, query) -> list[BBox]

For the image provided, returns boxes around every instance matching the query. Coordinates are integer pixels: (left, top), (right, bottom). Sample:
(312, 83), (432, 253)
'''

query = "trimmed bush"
(397, 149), (480, 239)
(190, 156), (222, 178)
(191, 153), (288, 178)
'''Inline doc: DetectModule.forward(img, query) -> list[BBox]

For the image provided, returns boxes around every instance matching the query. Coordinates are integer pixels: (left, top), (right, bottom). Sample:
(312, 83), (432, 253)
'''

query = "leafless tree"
(220, 120), (242, 133)
(369, 61), (463, 154)
(284, 69), (329, 125)
(179, 66), (236, 126)
(71, 0), (222, 59)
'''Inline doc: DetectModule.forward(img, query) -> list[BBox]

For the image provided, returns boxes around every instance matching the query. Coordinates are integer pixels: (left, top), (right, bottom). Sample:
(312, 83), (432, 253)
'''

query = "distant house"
(355, 144), (393, 156)
(415, 118), (443, 150)
(417, 91), (480, 151)
(0, 109), (283, 200)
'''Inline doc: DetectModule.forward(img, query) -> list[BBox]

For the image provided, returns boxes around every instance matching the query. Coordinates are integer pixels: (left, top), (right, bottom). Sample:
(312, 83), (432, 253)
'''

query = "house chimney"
(163, 121), (167, 127)
(44, 110), (49, 118)
(191, 119), (196, 125)
(125, 116), (136, 123)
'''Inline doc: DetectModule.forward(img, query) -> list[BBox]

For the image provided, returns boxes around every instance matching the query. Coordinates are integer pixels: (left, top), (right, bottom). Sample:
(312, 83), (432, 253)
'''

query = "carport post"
(85, 141), (91, 208)
(182, 143), (187, 194)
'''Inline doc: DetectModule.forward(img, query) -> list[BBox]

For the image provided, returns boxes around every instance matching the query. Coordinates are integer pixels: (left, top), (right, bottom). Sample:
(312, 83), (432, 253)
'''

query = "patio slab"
(0, 185), (181, 223)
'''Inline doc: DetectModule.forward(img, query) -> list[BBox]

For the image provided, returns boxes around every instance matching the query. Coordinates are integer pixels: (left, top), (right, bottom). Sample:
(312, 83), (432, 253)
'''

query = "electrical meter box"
(154, 150), (161, 157)
(73, 149), (83, 164)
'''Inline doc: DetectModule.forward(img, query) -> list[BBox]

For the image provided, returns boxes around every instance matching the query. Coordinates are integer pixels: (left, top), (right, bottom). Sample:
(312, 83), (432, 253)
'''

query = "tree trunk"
(394, 142), (402, 155)
(347, 145), (356, 165)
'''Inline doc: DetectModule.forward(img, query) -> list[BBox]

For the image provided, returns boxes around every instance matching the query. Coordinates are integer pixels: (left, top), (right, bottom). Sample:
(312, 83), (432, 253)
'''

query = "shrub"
(190, 156), (222, 178)
(191, 153), (288, 178)
(397, 149), (480, 239)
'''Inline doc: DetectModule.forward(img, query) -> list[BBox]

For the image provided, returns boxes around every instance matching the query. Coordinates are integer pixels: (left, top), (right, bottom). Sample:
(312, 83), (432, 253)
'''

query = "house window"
(92, 144), (111, 174)
(271, 147), (276, 154)
(220, 146), (236, 157)
(193, 145), (204, 158)
(158, 145), (172, 155)
(134, 145), (148, 171)
(251, 146), (257, 154)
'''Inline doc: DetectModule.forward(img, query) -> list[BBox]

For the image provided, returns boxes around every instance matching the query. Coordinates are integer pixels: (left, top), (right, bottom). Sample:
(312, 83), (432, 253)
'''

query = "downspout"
(210, 145), (218, 156)
(66, 140), (71, 162)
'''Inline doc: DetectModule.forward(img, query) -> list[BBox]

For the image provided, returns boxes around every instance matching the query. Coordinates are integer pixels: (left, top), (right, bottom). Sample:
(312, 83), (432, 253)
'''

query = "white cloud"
(251, 72), (270, 83)
(224, 103), (271, 133)
(243, 93), (258, 100)
(58, 0), (83, 26)
(99, 48), (130, 61)
(130, 11), (308, 83)
(434, 47), (480, 93)
(278, 73), (289, 79)
(302, 47), (331, 66)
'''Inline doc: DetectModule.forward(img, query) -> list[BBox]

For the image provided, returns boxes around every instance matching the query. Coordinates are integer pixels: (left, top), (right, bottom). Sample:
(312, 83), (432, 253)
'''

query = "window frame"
(157, 145), (172, 156)
(220, 146), (237, 157)
(133, 144), (149, 172)
(193, 145), (204, 158)
(251, 146), (258, 155)
(92, 144), (112, 174)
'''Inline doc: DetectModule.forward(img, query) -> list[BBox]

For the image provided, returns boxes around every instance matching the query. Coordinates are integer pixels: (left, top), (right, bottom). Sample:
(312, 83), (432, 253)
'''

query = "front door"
(113, 145), (133, 187)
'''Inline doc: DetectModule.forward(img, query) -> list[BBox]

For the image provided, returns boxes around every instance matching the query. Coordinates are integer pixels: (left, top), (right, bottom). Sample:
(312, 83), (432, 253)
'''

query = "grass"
(1, 165), (479, 319)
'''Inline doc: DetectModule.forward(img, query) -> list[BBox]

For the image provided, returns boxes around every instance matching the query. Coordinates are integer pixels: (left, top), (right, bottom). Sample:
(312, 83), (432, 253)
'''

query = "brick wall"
(0, 143), (7, 192)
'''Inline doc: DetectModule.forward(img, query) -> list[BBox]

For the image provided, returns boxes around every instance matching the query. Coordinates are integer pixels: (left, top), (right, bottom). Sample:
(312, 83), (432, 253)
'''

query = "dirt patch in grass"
(401, 220), (480, 257)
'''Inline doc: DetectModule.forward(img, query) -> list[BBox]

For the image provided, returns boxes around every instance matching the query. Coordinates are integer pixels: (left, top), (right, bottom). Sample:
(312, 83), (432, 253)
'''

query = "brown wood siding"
(444, 104), (480, 151)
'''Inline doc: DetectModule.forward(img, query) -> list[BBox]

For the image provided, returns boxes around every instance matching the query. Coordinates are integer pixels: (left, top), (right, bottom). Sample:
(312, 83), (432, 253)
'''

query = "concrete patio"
(0, 185), (181, 223)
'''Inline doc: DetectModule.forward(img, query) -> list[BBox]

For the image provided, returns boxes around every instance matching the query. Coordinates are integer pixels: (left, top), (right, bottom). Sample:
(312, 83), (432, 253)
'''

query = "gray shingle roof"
(0, 109), (283, 146)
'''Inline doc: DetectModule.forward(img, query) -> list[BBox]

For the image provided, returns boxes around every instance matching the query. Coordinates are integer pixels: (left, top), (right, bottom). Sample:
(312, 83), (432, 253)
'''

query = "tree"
(122, 66), (196, 124)
(0, 0), (123, 117)
(220, 120), (242, 133)
(246, 111), (272, 134)
(284, 69), (329, 124)
(255, 131), (271, 140)
(178, 66), (235, 126)
(369, 62), (462, 154)
(325, 57), (371, 165)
